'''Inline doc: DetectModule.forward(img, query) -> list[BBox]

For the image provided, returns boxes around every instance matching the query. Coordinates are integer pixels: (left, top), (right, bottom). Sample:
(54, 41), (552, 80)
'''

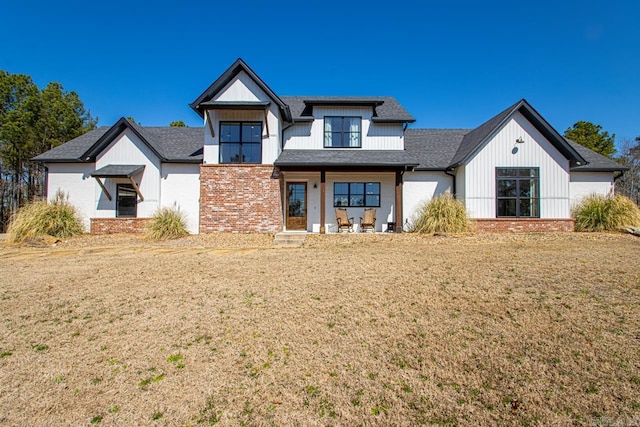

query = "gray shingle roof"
(567, 140), (628, 172)
(280, 96), (415, 123)
(33, 128), (111, 162)
(33, 119), (203, 163)
(275, 149), (417, 168)
(91, 164), (145, 177)
(404, 129), (470, 170)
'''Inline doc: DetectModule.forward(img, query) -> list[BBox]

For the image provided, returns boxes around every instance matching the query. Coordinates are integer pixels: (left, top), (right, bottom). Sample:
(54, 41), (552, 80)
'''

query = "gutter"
(444, 168), (456, 198)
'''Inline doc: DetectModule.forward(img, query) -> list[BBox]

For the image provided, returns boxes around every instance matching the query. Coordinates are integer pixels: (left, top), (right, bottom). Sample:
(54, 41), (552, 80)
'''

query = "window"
(496, 168), (539, 217)
(116, 184), (137, 218)
(334, 182), (380, 207)
(219, 122), (262, 163)
(324, 116), (361, 148)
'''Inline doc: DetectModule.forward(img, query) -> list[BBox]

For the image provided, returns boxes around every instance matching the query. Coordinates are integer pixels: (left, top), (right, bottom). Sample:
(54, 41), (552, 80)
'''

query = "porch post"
(395, 170), (403, 232)
(320, 170), (326, 234)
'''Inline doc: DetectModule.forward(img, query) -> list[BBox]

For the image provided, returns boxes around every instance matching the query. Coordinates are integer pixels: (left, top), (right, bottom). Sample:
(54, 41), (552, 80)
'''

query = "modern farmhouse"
(34, 59), (625, 234)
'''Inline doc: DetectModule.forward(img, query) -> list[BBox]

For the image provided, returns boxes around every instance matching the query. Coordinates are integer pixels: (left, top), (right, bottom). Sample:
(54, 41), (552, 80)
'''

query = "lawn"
(0, 233), (639, 426)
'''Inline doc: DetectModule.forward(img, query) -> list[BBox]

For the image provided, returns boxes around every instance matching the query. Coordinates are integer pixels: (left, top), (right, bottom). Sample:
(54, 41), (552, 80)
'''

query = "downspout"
(444, 168), (456, 198)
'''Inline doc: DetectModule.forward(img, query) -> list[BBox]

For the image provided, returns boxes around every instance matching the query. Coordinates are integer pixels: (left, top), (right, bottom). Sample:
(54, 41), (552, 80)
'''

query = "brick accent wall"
(90, 218), (150, 234)
(200, 164), (283, 233)
(474, 218), (575, 232)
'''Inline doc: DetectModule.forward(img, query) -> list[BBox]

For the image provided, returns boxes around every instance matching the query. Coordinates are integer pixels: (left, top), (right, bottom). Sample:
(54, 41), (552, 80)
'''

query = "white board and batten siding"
(46, 163), (96, 230)
(94, 129), (161, 219)
(203, 71), (282, 165)
(403, 172), (452, 226)
(284, 107), (404, 150)
(462, 112), (571, 219)
(569, 172), (614, 208)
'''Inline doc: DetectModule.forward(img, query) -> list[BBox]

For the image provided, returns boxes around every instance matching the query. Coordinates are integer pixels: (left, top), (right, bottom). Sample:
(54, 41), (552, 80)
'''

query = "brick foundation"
(200, 164), (283, 233)
(90, 218), (150, 234)
(474, 218), (575, 232)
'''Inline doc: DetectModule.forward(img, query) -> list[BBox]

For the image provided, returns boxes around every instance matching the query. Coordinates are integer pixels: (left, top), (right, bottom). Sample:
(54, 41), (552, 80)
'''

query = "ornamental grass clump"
(7, 191), (84, 243)
(145, 206), (189, 240)
(573, 194), (640, 232)
(409, 193), (471, 233)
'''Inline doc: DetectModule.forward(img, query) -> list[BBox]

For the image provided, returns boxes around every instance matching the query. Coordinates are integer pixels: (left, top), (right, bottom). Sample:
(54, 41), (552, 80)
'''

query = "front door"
(286, 182), (307, 230)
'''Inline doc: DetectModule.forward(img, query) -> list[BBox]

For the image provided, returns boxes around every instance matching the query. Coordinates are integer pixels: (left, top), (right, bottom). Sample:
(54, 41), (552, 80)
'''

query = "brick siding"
(474, 218), (575, 232)
(90, 218), (150, 234)
(200, 164), (283, 233)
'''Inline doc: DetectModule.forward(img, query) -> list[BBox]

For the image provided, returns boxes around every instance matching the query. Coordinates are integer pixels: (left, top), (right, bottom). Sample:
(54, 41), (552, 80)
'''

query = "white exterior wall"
(94, 129), (161, 218)
(570, 171), (615, 208)
(403, 171), (452, 226)
(203, 71), (282, 165)
(46, 163), (96, 231)
(161, 163), (201, 233)
(464, 112), (571, 219)
(326, 172), (396, 232)
(284, 107), (404, 150)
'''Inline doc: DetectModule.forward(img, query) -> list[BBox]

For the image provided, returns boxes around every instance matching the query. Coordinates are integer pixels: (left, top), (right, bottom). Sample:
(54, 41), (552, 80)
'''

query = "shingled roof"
(280, 96), (415, 123)
(567, 140), (628, 172)
(404, 129), (469, 170)
(33, 118), (203, 163)
(275, 149), (417, 168)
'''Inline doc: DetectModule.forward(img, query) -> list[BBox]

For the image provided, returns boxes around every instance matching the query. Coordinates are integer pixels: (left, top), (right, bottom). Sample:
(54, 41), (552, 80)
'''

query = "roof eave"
(372, 118), (416, 123)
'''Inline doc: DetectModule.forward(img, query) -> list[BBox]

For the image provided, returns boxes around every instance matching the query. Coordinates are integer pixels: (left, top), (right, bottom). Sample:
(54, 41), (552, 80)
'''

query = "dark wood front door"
(286, 182), (307, 230)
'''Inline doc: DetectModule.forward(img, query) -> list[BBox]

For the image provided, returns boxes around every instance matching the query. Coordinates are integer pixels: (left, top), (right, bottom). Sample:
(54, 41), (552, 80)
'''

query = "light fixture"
(516, 137), (525, 144)
(313, 183), (318, 189)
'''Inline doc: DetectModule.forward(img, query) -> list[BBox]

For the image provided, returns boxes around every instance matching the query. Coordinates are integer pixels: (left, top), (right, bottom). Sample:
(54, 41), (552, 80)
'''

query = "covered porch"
(275, 150), (417, 233)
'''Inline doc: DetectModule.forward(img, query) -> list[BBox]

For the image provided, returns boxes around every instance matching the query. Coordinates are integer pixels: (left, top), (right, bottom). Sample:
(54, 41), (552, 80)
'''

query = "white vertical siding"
(46, 163), (96, 231)
(464, 112), (571, 219)
(403, 172), (452, 226)
(203, 71), (282, 165)
(160, 163), (201, 233)
(283, 106), (404, 150)
(95, 129), (161, 218)
(569, 172), (614, 208)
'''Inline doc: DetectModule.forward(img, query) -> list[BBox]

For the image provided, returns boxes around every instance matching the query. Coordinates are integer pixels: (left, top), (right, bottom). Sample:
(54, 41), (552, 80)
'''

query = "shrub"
(573, 194), (640, 231)
(7, 191), (84, 243)
(145, 206), (189, 240)
(408, 194), (471, 233)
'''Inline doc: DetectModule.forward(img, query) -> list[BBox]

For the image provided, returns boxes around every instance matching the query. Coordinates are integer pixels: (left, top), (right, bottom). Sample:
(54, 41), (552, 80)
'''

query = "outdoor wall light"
(313, 183), (318, 189)
(516, 137), (525, 144)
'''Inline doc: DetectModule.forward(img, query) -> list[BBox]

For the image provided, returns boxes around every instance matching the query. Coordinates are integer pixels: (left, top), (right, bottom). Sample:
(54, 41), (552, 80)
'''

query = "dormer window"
(220, 122), (262, 163)
(324, 116), (361, 148)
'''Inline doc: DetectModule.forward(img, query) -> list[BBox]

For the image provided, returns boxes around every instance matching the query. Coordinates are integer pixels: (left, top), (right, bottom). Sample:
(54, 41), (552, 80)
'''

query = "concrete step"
(274, 232), (307, 247)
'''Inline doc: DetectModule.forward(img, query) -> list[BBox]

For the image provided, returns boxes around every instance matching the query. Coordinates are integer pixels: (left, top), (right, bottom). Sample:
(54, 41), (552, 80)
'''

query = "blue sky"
(2, 0), (639, 149)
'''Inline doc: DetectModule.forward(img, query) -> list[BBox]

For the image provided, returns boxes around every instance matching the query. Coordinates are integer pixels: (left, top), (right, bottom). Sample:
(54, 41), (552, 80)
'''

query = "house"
(34, 59), (626, 234)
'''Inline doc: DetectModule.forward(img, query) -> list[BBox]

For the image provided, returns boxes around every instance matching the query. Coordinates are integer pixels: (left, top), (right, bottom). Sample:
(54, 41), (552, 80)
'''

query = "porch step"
(274, 232), (307, 248)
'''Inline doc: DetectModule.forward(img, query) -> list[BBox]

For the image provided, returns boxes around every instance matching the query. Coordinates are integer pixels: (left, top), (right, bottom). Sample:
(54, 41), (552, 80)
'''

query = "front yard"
(0, 233), (638, 426)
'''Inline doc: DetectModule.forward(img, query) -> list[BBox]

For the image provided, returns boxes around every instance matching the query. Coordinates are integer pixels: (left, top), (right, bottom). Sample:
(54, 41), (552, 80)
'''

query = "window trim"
(495, 167), (540, 218)
(333, 182), (380, 208)
(324, 116), (362, 148)
(116, 183), (137, 218)
(219, 121), (263, 164)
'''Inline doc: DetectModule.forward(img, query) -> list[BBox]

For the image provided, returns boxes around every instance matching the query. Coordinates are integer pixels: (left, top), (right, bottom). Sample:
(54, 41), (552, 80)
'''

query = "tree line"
(0, 69), (638, 231)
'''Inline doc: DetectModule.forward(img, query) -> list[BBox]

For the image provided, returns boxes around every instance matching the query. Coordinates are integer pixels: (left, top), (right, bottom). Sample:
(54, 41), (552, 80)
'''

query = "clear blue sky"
(2, 0), (639, 149)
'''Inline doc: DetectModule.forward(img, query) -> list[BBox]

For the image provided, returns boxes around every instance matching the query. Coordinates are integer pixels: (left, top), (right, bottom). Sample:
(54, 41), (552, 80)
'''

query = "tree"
(615, 137), (640, 205)
(564, 121), (616, 158)
(169, 120), (187, 127)
(0, 70), (96, 230)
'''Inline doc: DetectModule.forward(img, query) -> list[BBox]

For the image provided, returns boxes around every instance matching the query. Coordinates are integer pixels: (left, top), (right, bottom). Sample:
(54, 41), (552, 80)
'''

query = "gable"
(449, 99), (586, 168)
(213, 71), (269, 103)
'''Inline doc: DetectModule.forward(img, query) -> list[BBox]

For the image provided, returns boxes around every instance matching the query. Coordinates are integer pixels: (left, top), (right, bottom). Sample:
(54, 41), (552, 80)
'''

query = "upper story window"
(496, 168), (539, 218)
(324, 116), (361, 148)
(219, 122), (262, 163)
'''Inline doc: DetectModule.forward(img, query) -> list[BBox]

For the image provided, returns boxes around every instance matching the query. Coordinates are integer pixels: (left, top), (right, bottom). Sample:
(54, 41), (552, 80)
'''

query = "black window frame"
(333, 182), (380, 207)
(324, 116), (362, 148)
(495, 167), (540, 218)
(116, 183), (137, 218)
(219, 121), (262, 164)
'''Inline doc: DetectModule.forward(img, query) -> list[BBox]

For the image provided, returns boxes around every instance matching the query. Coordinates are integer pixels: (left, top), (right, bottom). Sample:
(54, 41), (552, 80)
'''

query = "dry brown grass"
(0, 233), (639, 426)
